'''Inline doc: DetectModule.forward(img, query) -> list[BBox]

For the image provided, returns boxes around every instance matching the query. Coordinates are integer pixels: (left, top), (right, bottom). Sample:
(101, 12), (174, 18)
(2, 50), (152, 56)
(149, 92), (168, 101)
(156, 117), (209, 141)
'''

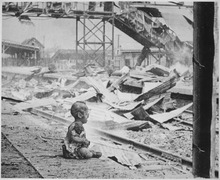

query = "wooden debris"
(13, 98), (57, 112)
(65, 89), (97, 104)
(108, 73), (128, 92)
(160, 124), (183, 131)
(11, 89), (32, 101)
(34, 90), (54, 99)
(2, 74), (17, 87)
(149, 103), (193, 123)
(91, 139), (143, 168)
(120, 77), (144, 94)
(82, 76), (119, 103)
(115, 90), (139, 102)
(127, 122), (152, 131)
(134, 75), (178, 102)
(103, 100), (141, 111)
(124, 96), (164, 119)
(144, 64), (170, 77)
(143, 96), (165, 110)
(131, 106), (150, 120)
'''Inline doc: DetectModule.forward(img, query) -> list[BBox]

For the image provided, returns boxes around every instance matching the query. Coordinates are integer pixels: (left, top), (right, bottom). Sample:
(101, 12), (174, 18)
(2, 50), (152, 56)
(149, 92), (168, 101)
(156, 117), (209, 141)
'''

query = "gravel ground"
(1, 134), (42, 178)
(125, 122), (219, 168)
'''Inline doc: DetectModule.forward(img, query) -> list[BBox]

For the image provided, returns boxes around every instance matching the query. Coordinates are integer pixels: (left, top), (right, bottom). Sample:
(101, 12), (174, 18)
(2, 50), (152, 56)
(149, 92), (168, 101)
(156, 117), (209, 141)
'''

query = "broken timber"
(108, 73), (129, 92)
(82, 76), (119, 103)
(134, 75), (178, 102)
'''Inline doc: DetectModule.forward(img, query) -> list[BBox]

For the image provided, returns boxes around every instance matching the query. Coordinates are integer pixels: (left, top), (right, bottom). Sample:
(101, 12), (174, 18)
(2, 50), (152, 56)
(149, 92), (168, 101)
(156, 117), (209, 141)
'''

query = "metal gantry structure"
(2, 1), (193, 68)
(75, 3), (115, 67)
(2, 2), (116, 67)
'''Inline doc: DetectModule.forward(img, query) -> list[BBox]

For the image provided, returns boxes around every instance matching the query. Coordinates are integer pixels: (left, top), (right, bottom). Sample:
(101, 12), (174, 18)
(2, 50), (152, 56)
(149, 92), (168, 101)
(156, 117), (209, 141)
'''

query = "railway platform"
(1, 100), (194, 179)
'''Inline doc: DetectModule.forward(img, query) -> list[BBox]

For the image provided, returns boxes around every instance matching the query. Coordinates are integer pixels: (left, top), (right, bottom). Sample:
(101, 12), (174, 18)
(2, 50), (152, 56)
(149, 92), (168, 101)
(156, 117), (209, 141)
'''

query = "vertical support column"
(111, 2), (115, 64)
(76, 16), (79, 67)
(2, 45), (5, 66)
(193, 2), (215, 178)
(210, 2), (218, 178)
(135, 46), (150, 66)
(34, 50), (37, 66)
(83, 16), (86, 64)
(103, 19), (106, 66)
(83, 17), (86, 51)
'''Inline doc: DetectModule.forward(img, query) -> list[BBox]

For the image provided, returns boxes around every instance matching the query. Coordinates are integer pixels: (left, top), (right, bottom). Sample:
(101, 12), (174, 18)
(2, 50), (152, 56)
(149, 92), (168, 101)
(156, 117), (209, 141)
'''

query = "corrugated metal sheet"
(158, 7), (193, 42)
(90, 139), (143, 168)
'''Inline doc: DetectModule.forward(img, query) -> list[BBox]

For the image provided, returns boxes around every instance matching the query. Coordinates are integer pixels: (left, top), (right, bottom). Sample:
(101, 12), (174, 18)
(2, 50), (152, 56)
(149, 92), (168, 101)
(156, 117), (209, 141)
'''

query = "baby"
(62, 101), (102, 159)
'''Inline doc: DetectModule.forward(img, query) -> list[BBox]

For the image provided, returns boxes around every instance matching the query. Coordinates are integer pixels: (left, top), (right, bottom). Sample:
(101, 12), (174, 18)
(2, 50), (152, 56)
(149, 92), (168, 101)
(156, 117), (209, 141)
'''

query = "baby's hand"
(80, 132), (86, 137)
(82, 139), (90, 147)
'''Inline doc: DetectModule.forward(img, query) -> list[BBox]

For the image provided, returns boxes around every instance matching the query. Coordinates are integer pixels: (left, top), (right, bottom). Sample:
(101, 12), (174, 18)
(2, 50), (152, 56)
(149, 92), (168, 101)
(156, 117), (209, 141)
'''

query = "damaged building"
(1, 1), (219, 179)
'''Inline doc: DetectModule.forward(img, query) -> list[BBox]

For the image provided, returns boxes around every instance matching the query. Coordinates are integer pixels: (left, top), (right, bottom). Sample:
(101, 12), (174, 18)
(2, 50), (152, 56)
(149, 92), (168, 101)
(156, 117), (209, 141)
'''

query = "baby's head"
(70, 101), (89, 124)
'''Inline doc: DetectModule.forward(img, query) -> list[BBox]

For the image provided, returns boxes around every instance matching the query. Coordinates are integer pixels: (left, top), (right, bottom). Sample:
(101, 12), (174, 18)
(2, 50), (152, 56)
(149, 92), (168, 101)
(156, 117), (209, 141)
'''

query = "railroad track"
(30, 109), (191, 171)
(30, 108), (219, 178)
(1, 132), (44, 178)
(1, 98), (219, 178)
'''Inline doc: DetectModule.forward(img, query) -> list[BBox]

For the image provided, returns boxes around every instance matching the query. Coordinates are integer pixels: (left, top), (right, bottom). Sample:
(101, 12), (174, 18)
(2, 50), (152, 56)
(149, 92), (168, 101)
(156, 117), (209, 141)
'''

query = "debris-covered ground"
(1, 63), (219, 177)
(1, 134), (42, 178)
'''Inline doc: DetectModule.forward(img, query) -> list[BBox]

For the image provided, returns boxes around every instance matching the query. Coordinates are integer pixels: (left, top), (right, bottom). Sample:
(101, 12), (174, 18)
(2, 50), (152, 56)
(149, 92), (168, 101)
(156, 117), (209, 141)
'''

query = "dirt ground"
(1, 108), (157, 179)
(1, 134), (42, 178)
(1, 99), (194, 179)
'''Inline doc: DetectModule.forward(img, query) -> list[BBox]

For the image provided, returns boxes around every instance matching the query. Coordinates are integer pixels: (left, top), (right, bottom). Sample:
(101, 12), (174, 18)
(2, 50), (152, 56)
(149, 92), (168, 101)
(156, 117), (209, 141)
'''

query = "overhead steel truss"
(2, 2), (116, 67)
(76, 14), (115, 67)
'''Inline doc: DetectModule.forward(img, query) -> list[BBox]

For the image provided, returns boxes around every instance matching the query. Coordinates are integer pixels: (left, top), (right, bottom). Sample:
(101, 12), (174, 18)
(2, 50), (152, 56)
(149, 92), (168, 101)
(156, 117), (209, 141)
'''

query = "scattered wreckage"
(2, 63), (199, 168)
(2, 63), (193, 130)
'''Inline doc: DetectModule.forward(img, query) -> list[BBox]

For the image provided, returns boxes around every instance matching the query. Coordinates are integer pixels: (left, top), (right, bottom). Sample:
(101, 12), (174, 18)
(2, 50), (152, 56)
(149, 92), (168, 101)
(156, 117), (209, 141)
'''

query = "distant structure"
(2, 37), (44, 66)
(51, 49), (112, 70)
(22, 37), (45, 58)
(115, 48), (166, 69)
(2, 2), (193, 68)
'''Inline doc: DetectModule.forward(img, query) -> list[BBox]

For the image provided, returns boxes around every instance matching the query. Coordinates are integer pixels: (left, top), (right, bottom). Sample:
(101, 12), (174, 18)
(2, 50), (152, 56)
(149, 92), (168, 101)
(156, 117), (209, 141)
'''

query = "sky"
(2, 13), (142, 51)
(1, 1), (193, 51)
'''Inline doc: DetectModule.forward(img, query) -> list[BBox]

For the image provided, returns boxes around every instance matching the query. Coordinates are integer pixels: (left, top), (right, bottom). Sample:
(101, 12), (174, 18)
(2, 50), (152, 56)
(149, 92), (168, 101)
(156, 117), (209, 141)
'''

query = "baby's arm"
(70, 131), (87, 143)
(68, 123), (90, 147)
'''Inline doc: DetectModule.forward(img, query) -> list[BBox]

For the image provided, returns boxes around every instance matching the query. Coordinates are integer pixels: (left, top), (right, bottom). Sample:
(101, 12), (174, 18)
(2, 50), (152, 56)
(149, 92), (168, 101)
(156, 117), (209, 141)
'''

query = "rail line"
(31, 109), (191, 167)
(1, 132), (44, 178)
(2, 98), (219, 178)
(30, 108), (219, 178)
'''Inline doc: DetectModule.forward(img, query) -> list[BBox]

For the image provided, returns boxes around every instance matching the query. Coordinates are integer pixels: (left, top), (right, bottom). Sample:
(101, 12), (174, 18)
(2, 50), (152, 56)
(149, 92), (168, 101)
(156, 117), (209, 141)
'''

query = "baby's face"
(80, 105), (90, 124)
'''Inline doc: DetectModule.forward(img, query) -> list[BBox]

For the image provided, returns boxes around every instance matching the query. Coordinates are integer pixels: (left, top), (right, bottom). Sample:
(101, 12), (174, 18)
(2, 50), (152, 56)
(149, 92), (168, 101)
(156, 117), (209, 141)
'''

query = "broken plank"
(149, 103), (193, 123)
(64, 89), (97, 104)
(160, 124), (183, 131)
(115, 90), (139, 102)
(134, 75), (177, 102)
(131, 106), (150, 120)
(144, 64), (170, 77)
(143, 96), (165, 110)
(142, 165), (172, 171)
(108, 73), (128, 92)
(88, 105), (131, 124)
(114, 120), (151, 130)
(13, 98), (57, 112)
(92, 139), (143, 167)
(103, 100), (141, 111)
(123, 96), (164, 119)
(82, 76), (119, 103)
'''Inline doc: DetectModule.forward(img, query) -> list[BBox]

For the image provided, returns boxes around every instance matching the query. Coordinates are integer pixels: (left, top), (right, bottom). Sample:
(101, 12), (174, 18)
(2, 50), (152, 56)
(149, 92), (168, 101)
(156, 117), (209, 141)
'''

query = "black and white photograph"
(1, 1), (219, 178)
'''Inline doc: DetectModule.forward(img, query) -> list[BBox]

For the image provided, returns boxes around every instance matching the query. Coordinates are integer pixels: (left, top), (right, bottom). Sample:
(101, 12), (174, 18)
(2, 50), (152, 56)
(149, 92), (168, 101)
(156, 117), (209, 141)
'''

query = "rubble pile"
(1, 63), (218, 166)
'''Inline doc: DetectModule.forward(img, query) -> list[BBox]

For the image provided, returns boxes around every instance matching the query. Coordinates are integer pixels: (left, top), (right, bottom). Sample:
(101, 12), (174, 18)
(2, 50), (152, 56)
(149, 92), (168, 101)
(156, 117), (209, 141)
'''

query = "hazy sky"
(2, 15), (142, 50)
(2, 1), (193, 50)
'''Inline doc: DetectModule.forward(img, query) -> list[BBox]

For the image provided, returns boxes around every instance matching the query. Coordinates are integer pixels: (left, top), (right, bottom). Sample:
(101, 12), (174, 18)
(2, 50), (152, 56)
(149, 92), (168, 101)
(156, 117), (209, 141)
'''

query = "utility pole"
(117, 34), (121, 49)
(193, 2), (215, 178)
(43, 35), (45, 66)
(117, 34), (121, 55)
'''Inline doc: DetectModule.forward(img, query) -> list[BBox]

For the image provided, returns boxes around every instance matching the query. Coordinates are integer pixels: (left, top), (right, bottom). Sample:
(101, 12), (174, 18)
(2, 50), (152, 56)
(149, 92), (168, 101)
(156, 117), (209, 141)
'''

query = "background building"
(2, 37), (44, 66)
